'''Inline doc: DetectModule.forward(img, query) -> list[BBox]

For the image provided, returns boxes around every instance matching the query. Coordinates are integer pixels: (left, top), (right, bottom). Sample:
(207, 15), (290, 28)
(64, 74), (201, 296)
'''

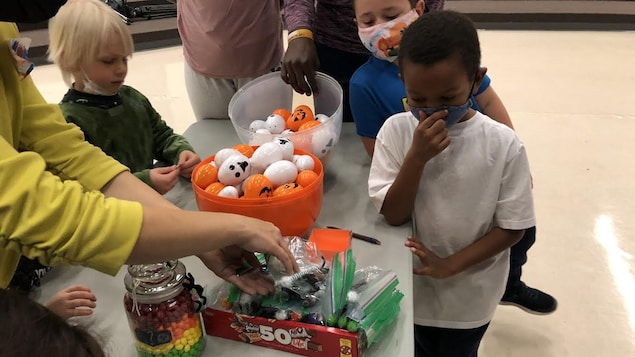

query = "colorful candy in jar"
(123, 262), (206, 357)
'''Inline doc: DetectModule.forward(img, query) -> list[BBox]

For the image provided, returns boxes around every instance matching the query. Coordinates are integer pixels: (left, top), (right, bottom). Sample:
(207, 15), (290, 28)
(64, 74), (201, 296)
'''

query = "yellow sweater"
(0, 23), (143, 288)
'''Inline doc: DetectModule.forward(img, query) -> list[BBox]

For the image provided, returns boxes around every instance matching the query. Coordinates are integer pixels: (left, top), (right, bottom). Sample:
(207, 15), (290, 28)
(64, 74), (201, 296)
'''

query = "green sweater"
(60, 85), (195, 186)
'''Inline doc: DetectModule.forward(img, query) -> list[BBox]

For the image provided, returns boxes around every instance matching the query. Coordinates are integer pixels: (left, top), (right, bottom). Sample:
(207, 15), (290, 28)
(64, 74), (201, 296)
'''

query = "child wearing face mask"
(353, 0), (557, 317)
(351, 0), (513, 158)
(48, 0), (201, 196)
(368, 11), (535, 356)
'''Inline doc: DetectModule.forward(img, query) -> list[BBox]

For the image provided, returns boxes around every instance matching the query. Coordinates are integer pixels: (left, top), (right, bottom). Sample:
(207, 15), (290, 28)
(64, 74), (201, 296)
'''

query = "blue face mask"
(409, 81), (476, 128)
(409, 98), (472, 128)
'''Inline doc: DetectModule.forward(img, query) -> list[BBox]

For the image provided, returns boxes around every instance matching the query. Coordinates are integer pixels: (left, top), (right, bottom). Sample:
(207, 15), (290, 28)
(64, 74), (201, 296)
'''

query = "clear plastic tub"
(228, 72), (343, 164)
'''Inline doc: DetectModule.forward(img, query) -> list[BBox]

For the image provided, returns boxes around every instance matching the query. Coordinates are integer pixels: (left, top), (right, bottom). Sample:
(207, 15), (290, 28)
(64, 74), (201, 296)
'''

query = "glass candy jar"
(123, 261), (206, 357)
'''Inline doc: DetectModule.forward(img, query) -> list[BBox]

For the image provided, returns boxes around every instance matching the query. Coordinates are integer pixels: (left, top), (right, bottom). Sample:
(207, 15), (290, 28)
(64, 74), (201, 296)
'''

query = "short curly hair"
(399, 10), (481, 80)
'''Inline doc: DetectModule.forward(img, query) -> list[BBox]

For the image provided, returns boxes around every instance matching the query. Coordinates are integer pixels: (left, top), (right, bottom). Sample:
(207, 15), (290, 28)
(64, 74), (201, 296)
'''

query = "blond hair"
(48, 0), (134, 86)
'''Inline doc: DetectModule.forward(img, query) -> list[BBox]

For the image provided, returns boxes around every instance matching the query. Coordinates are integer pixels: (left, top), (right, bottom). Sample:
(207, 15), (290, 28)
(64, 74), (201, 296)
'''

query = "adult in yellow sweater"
(0, 20), (298, 305)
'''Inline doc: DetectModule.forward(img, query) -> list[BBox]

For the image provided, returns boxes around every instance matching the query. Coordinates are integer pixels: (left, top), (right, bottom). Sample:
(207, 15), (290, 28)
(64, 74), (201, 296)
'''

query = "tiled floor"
(30, 29), (635, 356)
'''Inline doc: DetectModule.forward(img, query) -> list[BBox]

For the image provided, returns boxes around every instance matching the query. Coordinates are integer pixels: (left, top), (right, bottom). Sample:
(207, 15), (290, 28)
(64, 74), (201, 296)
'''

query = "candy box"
(202, 308), (364, 357)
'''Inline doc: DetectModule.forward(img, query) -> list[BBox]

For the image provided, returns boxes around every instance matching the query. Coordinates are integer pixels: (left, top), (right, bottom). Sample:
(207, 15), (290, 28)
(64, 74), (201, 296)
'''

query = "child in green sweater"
(48, 0), (200, 195)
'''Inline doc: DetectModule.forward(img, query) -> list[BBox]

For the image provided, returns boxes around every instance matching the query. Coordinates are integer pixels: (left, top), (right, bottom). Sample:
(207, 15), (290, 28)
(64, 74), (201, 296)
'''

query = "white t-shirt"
(369, 111), (535, 329)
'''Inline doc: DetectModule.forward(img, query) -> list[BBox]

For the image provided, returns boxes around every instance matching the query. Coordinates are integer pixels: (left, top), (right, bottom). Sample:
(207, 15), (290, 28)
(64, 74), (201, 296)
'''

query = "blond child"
(48, 0), (201, 195)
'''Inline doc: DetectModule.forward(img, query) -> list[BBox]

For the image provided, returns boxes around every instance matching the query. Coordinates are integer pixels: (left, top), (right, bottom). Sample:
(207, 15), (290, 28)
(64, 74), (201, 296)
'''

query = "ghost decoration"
(218, 154), (251, 186)
(311, 128), (337, 159)
(273, 137), (294, 161)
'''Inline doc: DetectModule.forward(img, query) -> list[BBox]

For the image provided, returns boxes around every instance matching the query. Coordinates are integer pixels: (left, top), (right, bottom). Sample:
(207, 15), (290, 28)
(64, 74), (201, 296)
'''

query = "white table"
(35, 121), (413, 357)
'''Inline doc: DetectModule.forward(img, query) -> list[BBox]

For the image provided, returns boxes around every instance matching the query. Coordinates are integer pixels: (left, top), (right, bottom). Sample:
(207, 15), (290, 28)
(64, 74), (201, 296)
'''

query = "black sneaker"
(501, 282), (557, 315)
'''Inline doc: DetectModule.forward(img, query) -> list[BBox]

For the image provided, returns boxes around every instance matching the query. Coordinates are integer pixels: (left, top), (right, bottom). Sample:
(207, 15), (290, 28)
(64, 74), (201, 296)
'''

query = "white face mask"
(357, 9), (419, 63)
(81, 77), (118, 96)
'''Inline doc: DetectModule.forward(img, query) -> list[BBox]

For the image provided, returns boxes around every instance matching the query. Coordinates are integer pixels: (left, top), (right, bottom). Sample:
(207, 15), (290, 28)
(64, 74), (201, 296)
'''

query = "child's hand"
(411, 110), (451, 163)
(150, 165), (180, 194)
(44, 285), (96, 320)
(177, 150), (201, 178)
(406, 236), (455, 279)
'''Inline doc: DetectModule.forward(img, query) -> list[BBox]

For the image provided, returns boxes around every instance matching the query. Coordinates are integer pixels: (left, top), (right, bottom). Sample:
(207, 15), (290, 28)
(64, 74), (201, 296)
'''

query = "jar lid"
(124, 260), (186, 296)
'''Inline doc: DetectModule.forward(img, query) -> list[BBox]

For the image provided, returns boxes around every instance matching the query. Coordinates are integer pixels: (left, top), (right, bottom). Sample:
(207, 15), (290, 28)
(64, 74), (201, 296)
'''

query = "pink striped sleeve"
(283, 0), (315, 32)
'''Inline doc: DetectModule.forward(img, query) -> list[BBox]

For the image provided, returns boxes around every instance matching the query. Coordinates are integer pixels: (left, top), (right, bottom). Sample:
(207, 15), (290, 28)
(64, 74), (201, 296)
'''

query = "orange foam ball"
(272, 108), (292, 121)
(287, 105), (314, 131)
(193, 163), (218, 189)
(298, 120), (322, 131)
(204, 182), (225, 195)
(295, 170), (319, 188)
(243, 174), (274, 199)
(232, 144), (255, 158)
(273, 182), (303, 197)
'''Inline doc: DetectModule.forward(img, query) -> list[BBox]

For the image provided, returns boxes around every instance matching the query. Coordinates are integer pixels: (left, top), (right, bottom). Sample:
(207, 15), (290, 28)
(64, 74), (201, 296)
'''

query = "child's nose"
(115, 61), (127, 74)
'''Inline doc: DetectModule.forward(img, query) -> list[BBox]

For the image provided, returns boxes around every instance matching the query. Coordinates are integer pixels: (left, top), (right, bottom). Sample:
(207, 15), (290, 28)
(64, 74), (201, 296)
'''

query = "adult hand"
(177, 150), (201, 178)
(149, 166), (180, 194)
(410, 110), (450, 164)
(281, 37), (320, 95)
(44, 285), (96, 320)
(233, 218), (298, 275)
(198, 248), (275, 296)
(406, 237), (455, 279)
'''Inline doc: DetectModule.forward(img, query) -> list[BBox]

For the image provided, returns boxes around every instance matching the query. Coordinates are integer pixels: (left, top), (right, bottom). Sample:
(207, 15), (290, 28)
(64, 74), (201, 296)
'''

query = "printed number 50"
(259, 325), (292, 345)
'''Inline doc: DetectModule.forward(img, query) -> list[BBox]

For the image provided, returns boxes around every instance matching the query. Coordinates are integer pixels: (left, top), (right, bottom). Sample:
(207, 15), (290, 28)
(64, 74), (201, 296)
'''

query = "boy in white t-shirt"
(368, 11), (535, 356)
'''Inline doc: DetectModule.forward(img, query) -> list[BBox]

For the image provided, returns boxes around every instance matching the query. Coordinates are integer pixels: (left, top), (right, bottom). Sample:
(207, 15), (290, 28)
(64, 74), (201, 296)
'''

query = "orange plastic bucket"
(192, 148), (323, 237)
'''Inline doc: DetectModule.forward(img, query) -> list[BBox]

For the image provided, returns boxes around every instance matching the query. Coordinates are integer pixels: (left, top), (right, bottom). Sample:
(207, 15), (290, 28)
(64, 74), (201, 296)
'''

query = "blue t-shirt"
(350, 56), (491, 138)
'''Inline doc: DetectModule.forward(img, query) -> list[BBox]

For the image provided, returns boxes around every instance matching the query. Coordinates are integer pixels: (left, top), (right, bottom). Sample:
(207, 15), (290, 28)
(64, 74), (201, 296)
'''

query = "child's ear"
(415, 0), (425, 15)
(472, 67), (488, 94)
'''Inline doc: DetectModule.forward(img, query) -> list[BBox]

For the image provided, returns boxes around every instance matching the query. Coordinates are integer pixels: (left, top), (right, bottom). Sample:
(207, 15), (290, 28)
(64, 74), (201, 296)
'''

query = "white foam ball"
(218, 186), (239, 198)
(250, 142), (284, 173)
(273, 137), (294, 161)
(292, 155), (315, 172)
(214, 148), (241, 167)
(315, 113), (330, 123)
(249, 128), (273, 146)
(249, 119), (267, 133)
(265, 114), (286, 134)
(264, 160), (298, 188)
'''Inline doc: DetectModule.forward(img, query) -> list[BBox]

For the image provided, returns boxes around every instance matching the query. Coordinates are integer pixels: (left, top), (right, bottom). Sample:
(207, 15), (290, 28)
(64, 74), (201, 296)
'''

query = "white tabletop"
(35, 121), (413, 357)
